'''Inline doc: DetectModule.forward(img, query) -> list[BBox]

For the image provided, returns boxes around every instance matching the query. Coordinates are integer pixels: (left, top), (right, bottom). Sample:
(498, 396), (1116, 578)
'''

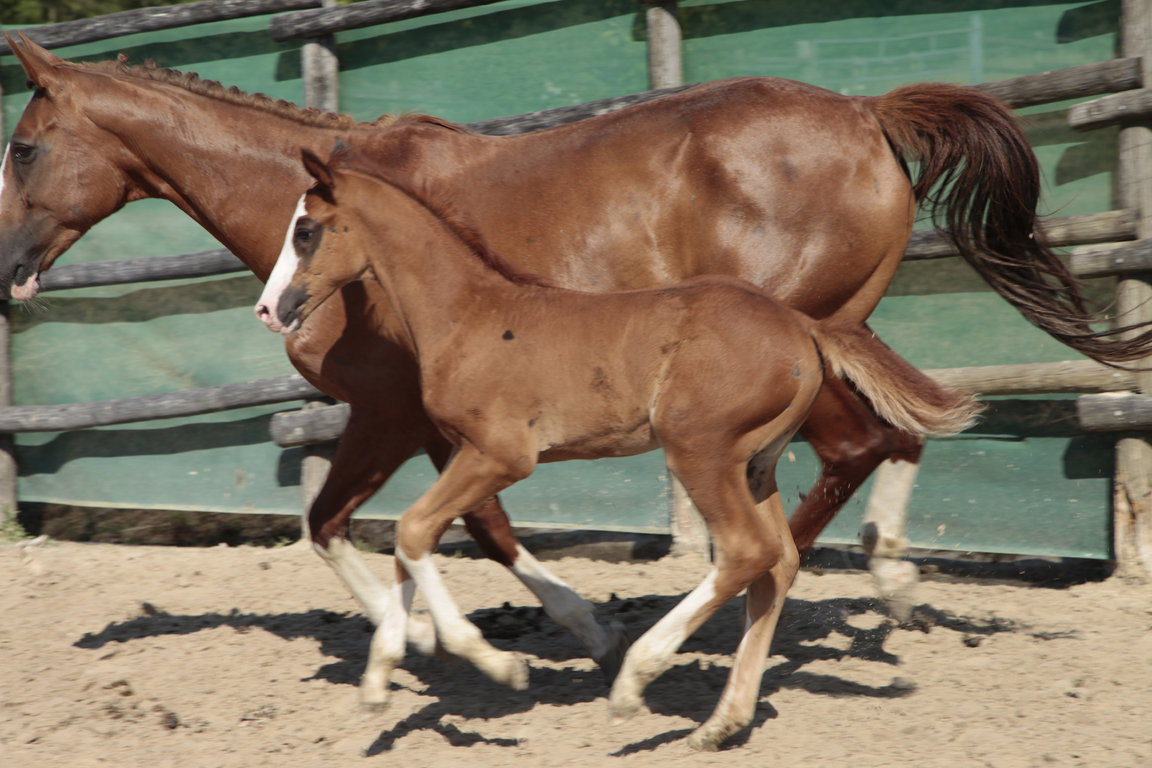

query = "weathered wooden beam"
(39, 250), (247, 292)
(0, 0), (321, 54)
(1069, 87), (1152, 130)
(903, 209), (1139, 261)
(1069, 238), (1152, 278)
(0, 376), (323, 433)
(270, 402), (349, 446)
(977, 56), (1142, 109)
(269, 0), (503, 41)
(927, 359), (1137, 396)
(1078, 392), (1152, 431)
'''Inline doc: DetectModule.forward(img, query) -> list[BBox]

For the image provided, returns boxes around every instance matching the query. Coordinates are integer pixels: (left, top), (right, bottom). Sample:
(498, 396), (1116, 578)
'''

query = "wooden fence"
(1, 0), (1151, 576)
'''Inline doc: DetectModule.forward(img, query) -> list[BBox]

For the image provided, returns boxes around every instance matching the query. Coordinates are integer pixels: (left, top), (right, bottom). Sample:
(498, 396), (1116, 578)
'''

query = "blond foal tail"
(809, 321), (983, 437)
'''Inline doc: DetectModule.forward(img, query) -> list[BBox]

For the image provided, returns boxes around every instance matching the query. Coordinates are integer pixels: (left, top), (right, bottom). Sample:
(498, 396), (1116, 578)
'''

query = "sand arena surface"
(2, 538), (1150, 767)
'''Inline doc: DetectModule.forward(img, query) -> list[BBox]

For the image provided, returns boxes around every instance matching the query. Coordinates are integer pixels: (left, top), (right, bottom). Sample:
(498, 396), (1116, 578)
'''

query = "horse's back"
(435, 77), (914, 322)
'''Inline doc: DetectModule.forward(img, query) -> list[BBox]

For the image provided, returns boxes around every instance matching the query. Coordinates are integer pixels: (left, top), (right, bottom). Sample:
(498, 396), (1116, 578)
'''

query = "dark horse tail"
(869, 83), (1152, 365)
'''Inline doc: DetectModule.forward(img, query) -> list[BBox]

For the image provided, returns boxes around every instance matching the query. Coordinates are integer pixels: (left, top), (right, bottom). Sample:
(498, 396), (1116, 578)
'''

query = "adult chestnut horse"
(253, 148), (978, 749)
(1, 36), (1146, 668)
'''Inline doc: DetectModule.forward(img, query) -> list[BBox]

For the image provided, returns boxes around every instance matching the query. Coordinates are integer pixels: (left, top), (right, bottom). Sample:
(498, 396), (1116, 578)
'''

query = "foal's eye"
(9, 143), (35, 164)
(294, 226), (312, 243)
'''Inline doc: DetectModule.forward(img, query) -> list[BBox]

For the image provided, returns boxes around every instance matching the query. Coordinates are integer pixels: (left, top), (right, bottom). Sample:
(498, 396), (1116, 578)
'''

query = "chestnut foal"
(255, 151), (979, 750)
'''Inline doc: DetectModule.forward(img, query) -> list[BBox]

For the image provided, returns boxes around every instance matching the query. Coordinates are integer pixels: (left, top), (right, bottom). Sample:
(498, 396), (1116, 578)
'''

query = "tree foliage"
(1, 0), (197, 25)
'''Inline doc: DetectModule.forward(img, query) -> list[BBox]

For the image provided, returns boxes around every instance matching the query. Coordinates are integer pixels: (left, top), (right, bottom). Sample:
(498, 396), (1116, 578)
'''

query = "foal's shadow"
(72, 588), (1022, 753)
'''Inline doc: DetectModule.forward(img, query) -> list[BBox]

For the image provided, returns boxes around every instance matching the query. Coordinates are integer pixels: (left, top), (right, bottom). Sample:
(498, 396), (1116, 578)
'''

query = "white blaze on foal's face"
(254, 194), (308, 333)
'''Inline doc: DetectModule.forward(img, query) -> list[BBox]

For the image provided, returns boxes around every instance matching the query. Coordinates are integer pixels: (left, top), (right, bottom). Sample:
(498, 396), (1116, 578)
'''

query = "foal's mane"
(331, 152), (555, 288)
(68, 54), (469, 134)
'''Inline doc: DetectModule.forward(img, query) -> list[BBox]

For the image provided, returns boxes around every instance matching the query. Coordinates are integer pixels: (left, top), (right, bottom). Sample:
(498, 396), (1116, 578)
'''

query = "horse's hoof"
(359, 698), (390, 714)
(685, 730), (722, 752)
(594, 621), (632, 684)
(479, 651), (530, 690)
(607, 688), (644, 722)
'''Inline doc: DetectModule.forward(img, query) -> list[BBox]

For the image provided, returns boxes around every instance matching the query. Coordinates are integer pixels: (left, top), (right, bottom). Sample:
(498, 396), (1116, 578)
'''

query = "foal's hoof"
(358, 687), (391, 713)
(685, 717), (742, 752)
(607, 687), (645, 723)
(478, 651), (530, 691)
(594, 622), (632, 684)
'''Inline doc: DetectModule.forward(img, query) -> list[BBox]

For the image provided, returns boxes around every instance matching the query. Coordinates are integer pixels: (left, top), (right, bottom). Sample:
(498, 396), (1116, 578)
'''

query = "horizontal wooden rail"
(0, 0), (320, 54)
(928, 359), (1137, 395)
(1078, 392), (1152, 431)
(0, 375), (322, 433)
(39, 250), (247, 292)
(270, 402), (349, 446)
(977, 56), (1142, 109)
(270, 0), (505, 41)
(270, 359), (1139, 448)
(1068, 87), (1152, 130)
(1069, 239), (1152, 278)
(903, 209), (1138, 260)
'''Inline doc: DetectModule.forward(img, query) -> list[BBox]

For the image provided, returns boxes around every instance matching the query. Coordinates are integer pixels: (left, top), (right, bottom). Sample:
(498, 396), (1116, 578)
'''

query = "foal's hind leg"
(609, 458), (783, 724)
(687, 488), (798, 751)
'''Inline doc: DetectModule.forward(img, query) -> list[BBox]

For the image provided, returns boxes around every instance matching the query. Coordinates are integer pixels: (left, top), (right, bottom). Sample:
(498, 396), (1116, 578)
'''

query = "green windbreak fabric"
(0, 1), (1120, 557)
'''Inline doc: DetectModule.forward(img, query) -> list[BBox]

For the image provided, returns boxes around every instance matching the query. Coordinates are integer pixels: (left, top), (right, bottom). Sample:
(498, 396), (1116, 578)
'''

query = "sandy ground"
(1, 537), (1150, 768)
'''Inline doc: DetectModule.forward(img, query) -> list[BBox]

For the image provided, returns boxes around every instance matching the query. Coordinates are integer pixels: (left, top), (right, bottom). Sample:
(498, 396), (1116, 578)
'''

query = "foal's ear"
(301, 149), (337, 199)
(6, 33), (65, 91)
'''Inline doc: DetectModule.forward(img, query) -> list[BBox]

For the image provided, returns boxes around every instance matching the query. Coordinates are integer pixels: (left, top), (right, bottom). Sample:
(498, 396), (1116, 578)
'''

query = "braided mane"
(64, 53), (468, 134)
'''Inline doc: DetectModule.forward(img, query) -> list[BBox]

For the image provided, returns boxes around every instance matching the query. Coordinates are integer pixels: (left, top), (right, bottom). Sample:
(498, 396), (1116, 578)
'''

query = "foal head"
(0, 34), (145, 300)
(255, 150), (372, 334)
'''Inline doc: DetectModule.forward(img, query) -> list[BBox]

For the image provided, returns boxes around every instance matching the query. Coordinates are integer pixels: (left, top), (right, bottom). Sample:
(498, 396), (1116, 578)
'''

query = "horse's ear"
(6, 33), (65, 90)
(301, 149), (337, 199)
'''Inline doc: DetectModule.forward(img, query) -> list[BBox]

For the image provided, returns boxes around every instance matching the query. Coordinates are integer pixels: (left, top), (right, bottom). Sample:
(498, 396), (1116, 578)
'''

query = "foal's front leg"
(390, 444), (533, 690)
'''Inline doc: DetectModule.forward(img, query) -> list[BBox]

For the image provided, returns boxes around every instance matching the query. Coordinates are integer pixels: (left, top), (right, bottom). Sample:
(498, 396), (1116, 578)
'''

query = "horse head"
(256, 150), (369, 334)
(0, 34), (141, 300)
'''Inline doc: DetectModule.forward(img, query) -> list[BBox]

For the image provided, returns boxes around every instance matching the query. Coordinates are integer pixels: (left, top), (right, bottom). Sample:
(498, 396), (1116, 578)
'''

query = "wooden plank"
(1068, 86), (1152, 130)
(0, 0), (321, 54)
(38, 250), (247, 292)
(977, 56), (1142, 109)
(0, 376), (323, 433)
(1069, 238), (1152, 278)
(927, 359), (1137, 395)
(269, 0), (504, 42)
(1078, 392), (1152, 430)
(903, 209), (1138, 260)
(270, 402), (349, 446)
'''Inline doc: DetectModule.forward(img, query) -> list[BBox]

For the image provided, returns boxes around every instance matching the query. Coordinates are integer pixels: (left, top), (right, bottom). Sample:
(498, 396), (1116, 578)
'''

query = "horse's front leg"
(395, 445), (534, 691)
(424, 442), (630, 679)
(305, 406), (443, 707)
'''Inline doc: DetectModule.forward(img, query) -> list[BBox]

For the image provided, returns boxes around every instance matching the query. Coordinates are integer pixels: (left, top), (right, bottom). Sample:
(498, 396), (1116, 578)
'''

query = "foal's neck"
(360, 179), (546, 345)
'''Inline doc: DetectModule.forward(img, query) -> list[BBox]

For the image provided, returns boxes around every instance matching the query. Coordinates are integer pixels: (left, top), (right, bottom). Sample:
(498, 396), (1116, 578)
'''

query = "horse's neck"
(364, 186), (533, 349)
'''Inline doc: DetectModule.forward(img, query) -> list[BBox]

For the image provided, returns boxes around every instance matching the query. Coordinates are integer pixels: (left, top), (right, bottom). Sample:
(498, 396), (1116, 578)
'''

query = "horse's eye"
(9, 143), (35, 164)
(294, 226), (313, 244)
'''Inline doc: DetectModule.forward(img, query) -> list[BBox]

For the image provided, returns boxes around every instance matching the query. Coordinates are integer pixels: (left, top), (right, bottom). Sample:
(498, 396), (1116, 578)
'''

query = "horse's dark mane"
(68, 54), (471, 135)
(330, 151), (556, 289)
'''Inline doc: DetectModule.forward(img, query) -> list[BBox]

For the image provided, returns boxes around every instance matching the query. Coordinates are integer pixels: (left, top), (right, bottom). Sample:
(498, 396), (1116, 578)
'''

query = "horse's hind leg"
(609, 456), (782, 723)
(687, 487), (798, 751)
(791, 376), (923, 558)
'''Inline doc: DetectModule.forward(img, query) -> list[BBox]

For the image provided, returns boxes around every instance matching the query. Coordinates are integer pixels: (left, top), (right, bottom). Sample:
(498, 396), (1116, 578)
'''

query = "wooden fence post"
(643, 1), (704, 557)
(0, 74), (18, 531)
(645, 1), (683, 91)
(1113, 0), (1152, 579)
(302, 0), (340, 112)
